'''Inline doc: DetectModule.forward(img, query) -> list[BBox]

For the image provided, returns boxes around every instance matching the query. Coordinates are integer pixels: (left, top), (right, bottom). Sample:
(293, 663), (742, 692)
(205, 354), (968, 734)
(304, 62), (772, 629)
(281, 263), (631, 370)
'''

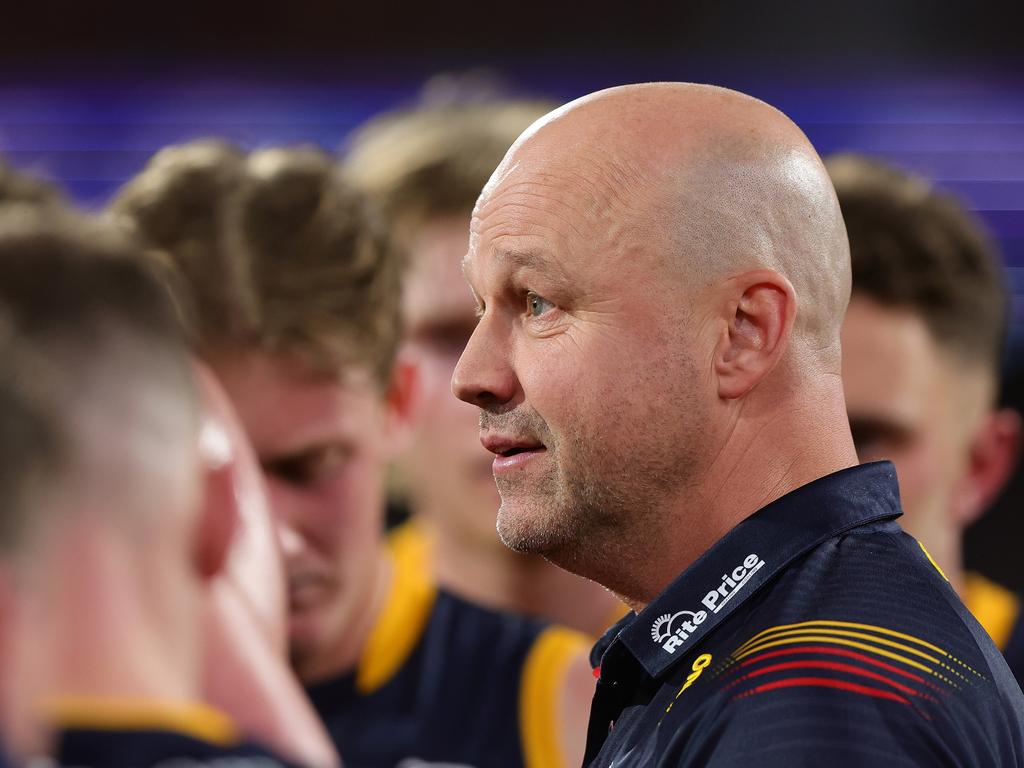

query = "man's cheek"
(521, 338), (590, 393)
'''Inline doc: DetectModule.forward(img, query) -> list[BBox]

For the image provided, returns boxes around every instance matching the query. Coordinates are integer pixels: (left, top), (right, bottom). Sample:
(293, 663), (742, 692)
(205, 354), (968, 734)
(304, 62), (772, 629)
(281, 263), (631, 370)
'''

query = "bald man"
(453, 83), (1024, 766)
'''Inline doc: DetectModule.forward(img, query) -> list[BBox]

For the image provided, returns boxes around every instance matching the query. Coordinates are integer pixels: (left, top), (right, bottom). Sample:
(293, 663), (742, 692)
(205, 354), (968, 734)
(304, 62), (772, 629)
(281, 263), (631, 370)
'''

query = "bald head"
(454, 83), (858, 597)
(475, 82), (850, 365)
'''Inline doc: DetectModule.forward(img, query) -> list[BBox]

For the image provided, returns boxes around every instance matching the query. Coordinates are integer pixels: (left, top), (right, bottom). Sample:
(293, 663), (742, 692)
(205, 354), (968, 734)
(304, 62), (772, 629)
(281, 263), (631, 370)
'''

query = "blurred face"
(194, 363), (286, 653)
(452, 156), (711, 568)
(841, 296), (987, 545)
(212, 352), (392, 666)
(399, 215), (501, 549)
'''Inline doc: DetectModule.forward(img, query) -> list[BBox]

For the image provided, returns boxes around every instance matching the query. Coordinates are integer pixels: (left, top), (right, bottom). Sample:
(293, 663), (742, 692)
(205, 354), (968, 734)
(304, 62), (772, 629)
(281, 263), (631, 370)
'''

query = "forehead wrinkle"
(476, 183), (649, 264)
(478, 181), (592, 243)
(492, 246), (575, 286)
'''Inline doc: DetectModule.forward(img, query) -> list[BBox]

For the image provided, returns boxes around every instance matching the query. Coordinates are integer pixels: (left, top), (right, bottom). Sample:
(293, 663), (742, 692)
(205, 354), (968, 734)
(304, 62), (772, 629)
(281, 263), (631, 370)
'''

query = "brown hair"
(110, 141), (402, 385)
(827, 153), (1007, 373)
(0, 157), (63, 208)
(0, 330), (62, 554)
(343, 101), (551, 243)
(0, 205), (194, 553)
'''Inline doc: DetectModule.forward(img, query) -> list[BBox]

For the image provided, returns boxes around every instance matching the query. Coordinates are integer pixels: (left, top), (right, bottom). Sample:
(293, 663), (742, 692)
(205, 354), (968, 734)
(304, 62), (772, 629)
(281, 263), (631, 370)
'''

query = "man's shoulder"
(385, 521), (557, 671)
(51, 727), (298, 768)
(426, 587), (589, 708)
(309, 581), (587, 768)
(965, 570), (1024, 689)
(662, 524), (1024, 765)
(431, 587), (552, 652)
(725, 520), (1024, 710)
(753, 519), (999, 654)
(40, 700), (300, 768)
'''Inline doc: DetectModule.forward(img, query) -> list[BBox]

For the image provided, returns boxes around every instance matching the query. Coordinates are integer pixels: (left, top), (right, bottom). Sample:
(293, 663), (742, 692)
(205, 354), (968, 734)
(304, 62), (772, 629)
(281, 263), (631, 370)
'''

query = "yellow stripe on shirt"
(356, 522), (438, 694)
(41, 698), (238, 746)
(519, 626), (590, 768)
(964, 571), (1021, 651)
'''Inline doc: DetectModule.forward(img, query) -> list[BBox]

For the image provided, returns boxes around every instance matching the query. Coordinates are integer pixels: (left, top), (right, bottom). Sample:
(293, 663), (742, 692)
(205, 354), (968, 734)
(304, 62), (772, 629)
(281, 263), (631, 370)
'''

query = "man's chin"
(286, 610), (324, 671)
(496, 501), (564, 556)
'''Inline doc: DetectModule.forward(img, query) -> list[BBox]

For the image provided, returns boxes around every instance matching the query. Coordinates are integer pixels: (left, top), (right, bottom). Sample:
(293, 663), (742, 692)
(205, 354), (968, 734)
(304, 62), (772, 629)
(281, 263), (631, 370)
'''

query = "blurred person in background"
(0, 159), (64, 208)
(111, 141), (594, 768)
(832, 153), (1024, 685)
(196, 361), (339, 768)
(0, 202), (313, 767)
(344, 101), (625, 638)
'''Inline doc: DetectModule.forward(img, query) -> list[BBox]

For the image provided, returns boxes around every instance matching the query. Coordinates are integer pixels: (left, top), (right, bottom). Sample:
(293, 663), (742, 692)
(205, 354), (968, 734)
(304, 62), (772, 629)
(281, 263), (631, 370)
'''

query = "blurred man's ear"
(951, 407), (1023, 528)
(383, 352), (420, 458)
(714, 269), (797, 401)
(194, 419), (239, 581)
(0, 563), (13, 693)
(191, 363), (241, 582)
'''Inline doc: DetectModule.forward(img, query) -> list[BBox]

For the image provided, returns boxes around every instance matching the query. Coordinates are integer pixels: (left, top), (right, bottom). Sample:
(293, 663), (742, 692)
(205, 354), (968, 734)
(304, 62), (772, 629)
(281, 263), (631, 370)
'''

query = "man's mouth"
(287, 571), (331, 612)
(481, 434), (547, 474)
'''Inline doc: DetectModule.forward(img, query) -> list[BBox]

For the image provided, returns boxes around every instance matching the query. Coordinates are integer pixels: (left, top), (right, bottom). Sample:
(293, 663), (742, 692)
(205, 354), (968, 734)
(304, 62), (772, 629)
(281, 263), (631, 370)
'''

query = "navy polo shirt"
(37, 699), (301, 768)
(53, 729), (298, 767)
(585, 462), (1024, 767)
(306, 522), (589, 768)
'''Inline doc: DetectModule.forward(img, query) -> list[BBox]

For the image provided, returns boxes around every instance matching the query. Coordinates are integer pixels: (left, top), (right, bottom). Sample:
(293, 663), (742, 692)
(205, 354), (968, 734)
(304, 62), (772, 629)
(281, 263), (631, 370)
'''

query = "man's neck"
(423, 516), (624, 635)
(292, 549), (392, 684)
(617, 381), (859, 613)
(22, 522), (202, 706)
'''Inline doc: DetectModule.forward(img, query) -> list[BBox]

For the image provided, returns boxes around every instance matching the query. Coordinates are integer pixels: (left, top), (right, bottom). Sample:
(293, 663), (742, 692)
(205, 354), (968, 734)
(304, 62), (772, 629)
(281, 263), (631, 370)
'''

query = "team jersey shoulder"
(660, 526), (1024, 766)
(40, 698), (298, 768)
(964, 570), (1024, 689)
(309, 523), (581, 768)
(520, 624), (591, 768)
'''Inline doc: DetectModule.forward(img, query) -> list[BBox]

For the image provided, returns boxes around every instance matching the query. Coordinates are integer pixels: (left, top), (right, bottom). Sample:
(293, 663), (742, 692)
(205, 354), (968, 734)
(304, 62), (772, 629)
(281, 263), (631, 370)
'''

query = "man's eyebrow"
(497, 248), (544, 269)
(462, 247), (567, 287)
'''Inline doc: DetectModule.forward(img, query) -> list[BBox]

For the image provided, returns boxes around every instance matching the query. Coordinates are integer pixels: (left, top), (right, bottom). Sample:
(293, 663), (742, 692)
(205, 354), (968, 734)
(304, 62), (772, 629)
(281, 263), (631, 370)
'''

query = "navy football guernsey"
(585, 462), (1024, 767)
(41, 699), (299, 767)
(306, 523), (589, 768)
(965, 571), (1024, 690)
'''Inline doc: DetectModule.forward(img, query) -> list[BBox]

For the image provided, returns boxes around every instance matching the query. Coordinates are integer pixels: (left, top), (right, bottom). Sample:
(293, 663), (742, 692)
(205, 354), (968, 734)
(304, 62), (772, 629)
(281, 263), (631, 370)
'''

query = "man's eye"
(264, 444), (352, 487)
(413, 320), (477, 357)
(526, 292), (555, 318)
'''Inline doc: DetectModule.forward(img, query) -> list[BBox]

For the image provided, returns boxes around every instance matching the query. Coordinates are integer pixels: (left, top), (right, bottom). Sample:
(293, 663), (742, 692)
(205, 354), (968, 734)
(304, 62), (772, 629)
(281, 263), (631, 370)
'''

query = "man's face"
(212, 352), (391, 666)
(399, 215), (502, 550)
(452, 156), (714, 568)
(841, 296), (988, 544)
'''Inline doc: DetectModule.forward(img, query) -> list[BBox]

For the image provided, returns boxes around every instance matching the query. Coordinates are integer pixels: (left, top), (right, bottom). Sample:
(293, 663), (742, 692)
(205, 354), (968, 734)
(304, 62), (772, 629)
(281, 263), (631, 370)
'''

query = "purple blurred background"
(0, 0), (1021, 583)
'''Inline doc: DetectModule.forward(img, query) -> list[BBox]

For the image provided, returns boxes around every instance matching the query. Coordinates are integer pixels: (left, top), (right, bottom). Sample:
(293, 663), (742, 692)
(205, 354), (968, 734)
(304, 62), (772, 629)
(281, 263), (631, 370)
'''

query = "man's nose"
(275, 515), (306, 560)
(451, 316), (518, 409)
(263, 480), (310, 560)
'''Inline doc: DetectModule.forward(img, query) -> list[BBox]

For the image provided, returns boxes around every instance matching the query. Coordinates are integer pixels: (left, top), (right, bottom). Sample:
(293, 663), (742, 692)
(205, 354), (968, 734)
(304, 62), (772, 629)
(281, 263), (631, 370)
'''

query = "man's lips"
(480, 434), (547, 474)
(287, 571), (331, 611)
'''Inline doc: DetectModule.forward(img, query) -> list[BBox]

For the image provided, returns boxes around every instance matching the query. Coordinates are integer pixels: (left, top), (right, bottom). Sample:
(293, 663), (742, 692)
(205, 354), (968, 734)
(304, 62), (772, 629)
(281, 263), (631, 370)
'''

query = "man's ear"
(191, 363), (241, 582)
(382, 351), (420, 459)
(951, 407), (1022, 527)
(714, 269), (797, 400)
(194, 420), (240, 582)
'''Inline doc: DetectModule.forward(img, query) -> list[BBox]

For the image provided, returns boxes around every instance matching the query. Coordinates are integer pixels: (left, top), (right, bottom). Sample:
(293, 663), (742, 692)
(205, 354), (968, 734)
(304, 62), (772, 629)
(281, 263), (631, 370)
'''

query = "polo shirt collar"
(599, 461), (901, 680)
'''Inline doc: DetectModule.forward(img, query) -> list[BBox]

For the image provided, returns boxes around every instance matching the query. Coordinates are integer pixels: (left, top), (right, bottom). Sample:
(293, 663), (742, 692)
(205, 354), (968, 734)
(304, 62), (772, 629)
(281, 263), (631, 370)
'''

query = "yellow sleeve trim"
(40, 698), (238, 746)
(519, 626), (590, 768)
(964, 571), (1021, 651)
(356, 521), (438, 694)
(918, 540), (949, 582)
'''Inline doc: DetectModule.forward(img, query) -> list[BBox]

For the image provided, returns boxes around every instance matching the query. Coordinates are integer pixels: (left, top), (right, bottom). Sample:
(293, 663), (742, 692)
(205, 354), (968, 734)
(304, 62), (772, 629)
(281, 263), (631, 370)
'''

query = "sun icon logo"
(651, 613), (675, 642)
